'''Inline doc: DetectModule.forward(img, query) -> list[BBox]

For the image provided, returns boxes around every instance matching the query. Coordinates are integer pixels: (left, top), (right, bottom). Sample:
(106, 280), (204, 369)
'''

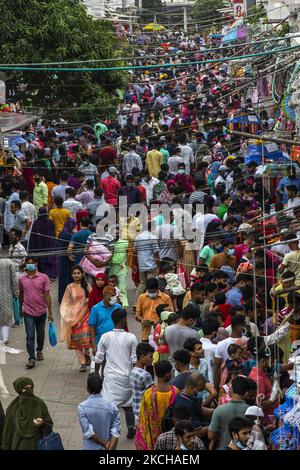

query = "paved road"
(1, 277), (139, 450)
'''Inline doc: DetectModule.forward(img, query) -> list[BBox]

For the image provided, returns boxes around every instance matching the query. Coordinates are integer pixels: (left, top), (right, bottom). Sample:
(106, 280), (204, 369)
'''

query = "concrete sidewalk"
(1, 279), (138, 450)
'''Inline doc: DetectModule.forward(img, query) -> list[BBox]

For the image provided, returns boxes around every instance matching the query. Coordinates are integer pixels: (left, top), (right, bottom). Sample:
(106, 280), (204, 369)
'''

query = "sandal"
(84, 354), (91, 366)
(79, 364), (87, 372)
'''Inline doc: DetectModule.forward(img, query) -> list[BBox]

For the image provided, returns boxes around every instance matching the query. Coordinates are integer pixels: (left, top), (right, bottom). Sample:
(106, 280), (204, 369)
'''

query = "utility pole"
(183, 6), (188, 32)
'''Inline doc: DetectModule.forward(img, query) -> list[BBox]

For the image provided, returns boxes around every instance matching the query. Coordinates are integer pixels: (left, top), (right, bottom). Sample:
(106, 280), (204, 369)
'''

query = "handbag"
(38, 430), (64, 450)
(48, 322), (57, 347)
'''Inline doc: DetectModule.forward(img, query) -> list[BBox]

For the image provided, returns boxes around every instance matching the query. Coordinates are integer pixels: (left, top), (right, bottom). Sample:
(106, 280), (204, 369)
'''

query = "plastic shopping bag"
(48, 322), (57, 347)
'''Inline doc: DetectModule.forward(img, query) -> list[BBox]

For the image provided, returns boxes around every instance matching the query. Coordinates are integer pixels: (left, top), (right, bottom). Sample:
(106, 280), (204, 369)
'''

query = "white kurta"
(95, 329), (138, 407)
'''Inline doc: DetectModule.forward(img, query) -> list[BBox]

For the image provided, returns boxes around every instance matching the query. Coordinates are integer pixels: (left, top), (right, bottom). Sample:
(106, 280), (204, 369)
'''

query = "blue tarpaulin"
(245, 142), (289, 164)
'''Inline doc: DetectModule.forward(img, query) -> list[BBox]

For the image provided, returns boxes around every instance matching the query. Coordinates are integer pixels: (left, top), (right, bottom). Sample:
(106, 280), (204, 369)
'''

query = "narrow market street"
(1, 278), (137, 450)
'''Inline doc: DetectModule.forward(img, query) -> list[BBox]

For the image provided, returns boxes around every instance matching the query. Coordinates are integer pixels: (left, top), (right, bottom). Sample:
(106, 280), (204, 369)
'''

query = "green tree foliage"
(246, 5), (267, 25)
(142, 0), (163, 9)
(0, 0), (128, 122)
(192, 0), (225, 21)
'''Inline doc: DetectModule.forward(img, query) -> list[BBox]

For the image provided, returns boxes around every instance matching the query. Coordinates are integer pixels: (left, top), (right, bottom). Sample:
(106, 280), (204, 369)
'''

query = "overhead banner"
(232, 0), (245, 18)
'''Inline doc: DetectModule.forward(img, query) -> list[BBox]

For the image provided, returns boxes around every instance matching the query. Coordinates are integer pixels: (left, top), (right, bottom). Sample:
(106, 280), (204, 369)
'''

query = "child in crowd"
(218, 366), (243, 405)
(197, 374), (218, 408)
(225, 343), (243, 370)
(164, 265), (186, 311)
(209, 291), (231, 322)
(108, 274), (122, 304)
(153, 307), (180, 362)
(190, 266), (205, 285)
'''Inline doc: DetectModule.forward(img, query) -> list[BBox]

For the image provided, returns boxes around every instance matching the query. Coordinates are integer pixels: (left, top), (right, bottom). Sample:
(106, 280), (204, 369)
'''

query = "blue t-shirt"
(70, 229), (92, 264)
(88, 301), (121, 345)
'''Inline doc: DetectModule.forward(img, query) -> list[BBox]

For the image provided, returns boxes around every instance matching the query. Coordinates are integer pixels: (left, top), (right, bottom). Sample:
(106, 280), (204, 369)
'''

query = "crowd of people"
(0, 25), (300, 451)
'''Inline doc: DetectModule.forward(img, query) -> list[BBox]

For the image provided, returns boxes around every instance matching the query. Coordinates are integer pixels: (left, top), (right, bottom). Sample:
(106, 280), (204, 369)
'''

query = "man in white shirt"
(20, 191), (37, 224)
(178, 135), (194, 174)
(168, 147), (183, 175)
(63, 187), (83, 217)
(286, 184), (300, 218)
(214, 165), (229, 189)
(201, 319), (218, 386)
(141, 171), (159, 205)
(95, 308), (138, 438)
(122, 144), (143, 177)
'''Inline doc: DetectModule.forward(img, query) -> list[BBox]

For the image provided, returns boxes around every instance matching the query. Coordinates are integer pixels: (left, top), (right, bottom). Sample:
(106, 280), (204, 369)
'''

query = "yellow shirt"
(282, 250), (300, 285)
(136, 291), (173, 322)
(146, 150), (163, 178)
(49, 208), (71, 238)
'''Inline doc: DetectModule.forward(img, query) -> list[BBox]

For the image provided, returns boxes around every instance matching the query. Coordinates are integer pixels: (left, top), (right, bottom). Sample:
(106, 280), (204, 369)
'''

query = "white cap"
(245, 406), (264, 418)
(108, 166), (118, 174)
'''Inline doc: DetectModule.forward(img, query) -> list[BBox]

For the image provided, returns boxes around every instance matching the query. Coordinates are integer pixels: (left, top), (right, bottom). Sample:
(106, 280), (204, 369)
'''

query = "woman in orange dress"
(60, 265), (93, 372)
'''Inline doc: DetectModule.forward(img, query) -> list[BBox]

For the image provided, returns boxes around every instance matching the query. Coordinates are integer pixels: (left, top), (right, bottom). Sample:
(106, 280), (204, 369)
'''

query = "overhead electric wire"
(0, 45), (300, 73)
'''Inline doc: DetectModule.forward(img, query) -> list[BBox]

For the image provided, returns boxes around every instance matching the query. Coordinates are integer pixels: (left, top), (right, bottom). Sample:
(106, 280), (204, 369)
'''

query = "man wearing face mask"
(136, 278), (173, 342)
(88, 286), (121, 352)
(209, 240), (237, 271)
(226, 273), (248, 308)
(173, 373), (212, 431)
(78, 154), (99, 186)
(19, 256), (53, 369)
(226, 417), (253, 450)
(118, 174), (141, 206)
(214, 165), (229, 189)
(33, 173), (48, 210)
(212, 271), (231, 293)
(95, 308), (138, 440)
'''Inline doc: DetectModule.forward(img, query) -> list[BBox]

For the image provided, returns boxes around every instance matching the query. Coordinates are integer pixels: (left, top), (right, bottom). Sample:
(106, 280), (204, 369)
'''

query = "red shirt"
(217, 304), (231, 322)
(249, 367), (278, 425)
(234, 243), (250, 264)
(100, 175), (121, 207)
(223, 314), (232, 328)
(137, 184), (147, 203)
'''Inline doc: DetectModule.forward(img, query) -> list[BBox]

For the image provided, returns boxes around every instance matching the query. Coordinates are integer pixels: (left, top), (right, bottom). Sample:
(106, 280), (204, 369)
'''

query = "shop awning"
(0, 112), (39, 134)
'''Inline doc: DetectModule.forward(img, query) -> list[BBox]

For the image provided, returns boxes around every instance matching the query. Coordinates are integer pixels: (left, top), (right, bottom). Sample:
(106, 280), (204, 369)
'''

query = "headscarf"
(76, 209), (89, 231)
(13, 377), (34, 395)
(62, 217), (76, 234)
(167, 179), (176, 191)
(1, 377), (53, 450)
(88, 273), (108, 309)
